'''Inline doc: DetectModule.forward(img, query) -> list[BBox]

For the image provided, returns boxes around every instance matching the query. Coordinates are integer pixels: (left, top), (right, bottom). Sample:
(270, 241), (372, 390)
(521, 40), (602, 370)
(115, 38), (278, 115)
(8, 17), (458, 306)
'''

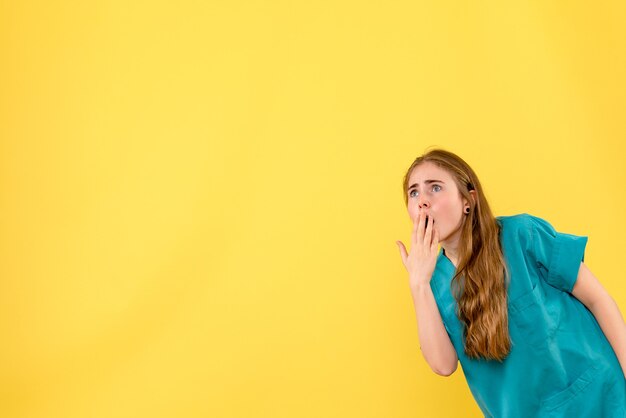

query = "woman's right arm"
(411, 282), (458, 376)
(397, 212), (458, 376)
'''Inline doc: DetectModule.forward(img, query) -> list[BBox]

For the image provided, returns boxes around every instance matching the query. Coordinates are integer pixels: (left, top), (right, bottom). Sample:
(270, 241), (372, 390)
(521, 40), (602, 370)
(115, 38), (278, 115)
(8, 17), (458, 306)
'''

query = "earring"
(464, 207), (470, 214)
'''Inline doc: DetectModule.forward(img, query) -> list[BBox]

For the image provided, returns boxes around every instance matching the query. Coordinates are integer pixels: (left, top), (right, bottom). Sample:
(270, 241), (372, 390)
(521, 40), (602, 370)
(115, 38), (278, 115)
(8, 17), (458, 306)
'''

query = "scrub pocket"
(509, 281), (559, 350)
(540, 363), (609, 417)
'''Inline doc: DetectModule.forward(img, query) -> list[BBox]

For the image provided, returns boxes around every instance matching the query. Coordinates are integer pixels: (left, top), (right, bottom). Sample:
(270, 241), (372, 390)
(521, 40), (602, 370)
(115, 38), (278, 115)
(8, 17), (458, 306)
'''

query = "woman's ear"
(466, 190), (477, 206)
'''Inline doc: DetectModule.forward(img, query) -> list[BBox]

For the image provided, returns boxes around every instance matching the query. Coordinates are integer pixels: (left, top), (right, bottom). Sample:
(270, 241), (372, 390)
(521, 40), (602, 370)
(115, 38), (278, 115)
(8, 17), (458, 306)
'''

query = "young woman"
(395, 148), (626, 417)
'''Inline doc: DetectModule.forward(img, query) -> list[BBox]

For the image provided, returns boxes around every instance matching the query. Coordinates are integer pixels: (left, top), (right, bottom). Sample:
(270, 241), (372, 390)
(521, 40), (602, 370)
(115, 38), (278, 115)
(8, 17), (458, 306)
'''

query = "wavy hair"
(402, 148), (511, 361)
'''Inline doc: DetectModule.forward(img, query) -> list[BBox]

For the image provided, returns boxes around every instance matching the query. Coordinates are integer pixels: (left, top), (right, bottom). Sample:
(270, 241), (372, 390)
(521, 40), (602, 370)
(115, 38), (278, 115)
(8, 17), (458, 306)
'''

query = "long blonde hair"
(402, 148), (511, 361)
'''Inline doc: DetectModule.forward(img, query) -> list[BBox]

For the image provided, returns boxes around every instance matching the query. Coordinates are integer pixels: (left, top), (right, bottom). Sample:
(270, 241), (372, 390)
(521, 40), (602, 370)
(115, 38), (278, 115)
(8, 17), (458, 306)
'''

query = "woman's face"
(406, 161), (471, 245)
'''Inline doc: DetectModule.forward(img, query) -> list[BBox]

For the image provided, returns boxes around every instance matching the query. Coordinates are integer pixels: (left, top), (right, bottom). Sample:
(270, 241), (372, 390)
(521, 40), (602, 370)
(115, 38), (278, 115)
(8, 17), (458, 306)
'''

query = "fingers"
(412, 213), (420, 245)
(423, 215), (433, 246)
(416, 212), (425, 242)
(431, 226), (439, 251)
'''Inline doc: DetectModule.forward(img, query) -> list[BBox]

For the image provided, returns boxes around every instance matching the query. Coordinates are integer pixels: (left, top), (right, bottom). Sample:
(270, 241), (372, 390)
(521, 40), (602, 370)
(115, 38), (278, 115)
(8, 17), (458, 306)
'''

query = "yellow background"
(1, 1), (625, 417)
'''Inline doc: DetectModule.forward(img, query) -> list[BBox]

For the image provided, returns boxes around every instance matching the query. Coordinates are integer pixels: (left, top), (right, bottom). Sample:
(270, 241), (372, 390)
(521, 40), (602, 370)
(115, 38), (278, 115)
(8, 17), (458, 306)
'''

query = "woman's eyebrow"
(407, 180), (444, 191)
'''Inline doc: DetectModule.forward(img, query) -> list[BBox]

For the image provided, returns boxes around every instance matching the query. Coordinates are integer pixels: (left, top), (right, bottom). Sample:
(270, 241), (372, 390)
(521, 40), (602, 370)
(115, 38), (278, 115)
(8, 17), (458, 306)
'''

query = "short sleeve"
(528, 215), (588, 293)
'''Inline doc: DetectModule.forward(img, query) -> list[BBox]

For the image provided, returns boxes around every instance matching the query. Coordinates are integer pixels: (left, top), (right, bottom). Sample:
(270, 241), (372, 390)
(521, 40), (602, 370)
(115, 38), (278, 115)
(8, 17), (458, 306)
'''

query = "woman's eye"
(409, 185), (440, 197)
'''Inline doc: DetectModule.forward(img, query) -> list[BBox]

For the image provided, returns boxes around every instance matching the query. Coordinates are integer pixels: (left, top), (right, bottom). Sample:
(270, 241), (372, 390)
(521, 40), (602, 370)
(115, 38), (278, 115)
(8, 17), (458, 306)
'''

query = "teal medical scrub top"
(429, 213), (626, 417)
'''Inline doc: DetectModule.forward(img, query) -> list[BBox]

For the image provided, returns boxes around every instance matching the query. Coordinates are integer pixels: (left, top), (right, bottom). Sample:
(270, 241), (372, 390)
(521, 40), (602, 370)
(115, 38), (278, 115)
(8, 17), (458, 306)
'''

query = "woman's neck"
(441, 228), (463, 268)
(441, 238), (460, 268)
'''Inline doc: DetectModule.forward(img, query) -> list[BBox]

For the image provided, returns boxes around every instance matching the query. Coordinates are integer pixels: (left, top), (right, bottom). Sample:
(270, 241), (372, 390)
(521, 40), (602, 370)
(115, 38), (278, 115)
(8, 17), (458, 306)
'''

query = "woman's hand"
(396, 212), (440, 290)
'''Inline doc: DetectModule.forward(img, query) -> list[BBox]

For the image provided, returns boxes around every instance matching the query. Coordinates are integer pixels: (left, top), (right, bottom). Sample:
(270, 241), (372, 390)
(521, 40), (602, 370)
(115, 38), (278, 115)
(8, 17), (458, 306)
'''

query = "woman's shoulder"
(495, 213), (548, 239)
(496, 212), (549, 225)
(496, 212), (534, 228)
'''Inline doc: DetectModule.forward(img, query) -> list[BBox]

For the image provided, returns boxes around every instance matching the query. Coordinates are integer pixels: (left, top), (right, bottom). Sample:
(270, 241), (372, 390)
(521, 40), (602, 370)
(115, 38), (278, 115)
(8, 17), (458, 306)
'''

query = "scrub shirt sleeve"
(527, 215), (588, 293)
